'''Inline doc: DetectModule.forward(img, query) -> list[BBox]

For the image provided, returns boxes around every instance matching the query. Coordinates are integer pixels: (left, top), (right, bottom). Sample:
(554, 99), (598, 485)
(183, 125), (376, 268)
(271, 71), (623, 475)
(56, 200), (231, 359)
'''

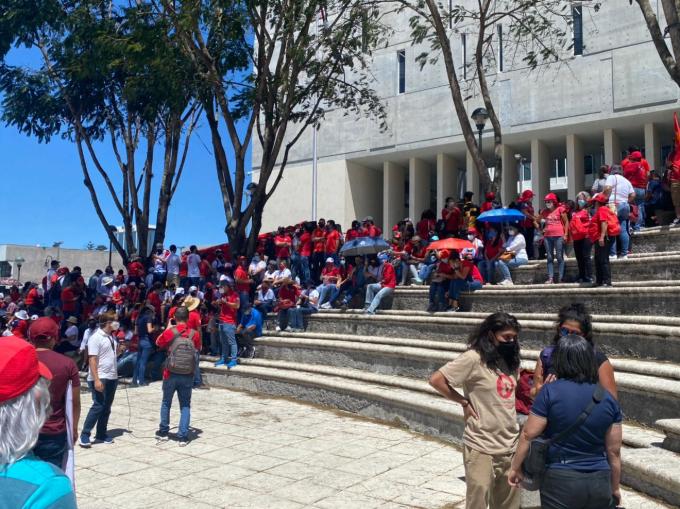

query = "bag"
(165, 327), (197, 375)
(499, 252), (515, 262)
(521, 384), (605, 490)
(605, 208), (621, 237)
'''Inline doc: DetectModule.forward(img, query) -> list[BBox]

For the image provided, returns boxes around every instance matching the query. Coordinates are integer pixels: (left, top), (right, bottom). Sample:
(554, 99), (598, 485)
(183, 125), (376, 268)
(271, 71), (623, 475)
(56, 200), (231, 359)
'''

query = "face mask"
(488, 231), (497, 239)
(253, 256), (259, 262)
(219, 287), (226, 294)
(545, 203), (554, 210)
(497, 341), (517, 357)
(110, 321), (120, 331)
(508, 229), (517, 236)
(467, 234), (475, 241)
(340, 260), (346, 266)
(578, 199), (587, 208)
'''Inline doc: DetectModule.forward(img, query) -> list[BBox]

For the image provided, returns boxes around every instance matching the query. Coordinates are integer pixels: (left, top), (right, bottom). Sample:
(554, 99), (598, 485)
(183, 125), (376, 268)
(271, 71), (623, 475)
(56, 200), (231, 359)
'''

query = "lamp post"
(52, 241), (63, 262)
(14, 257), (25, 283)
(470, 107), (489, 154)
(108, 225), (117, 268)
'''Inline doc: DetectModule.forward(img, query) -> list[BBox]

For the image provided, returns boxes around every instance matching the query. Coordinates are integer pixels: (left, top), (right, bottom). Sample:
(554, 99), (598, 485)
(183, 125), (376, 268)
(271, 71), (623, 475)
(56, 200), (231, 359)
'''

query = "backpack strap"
(549, 384), (605, 446)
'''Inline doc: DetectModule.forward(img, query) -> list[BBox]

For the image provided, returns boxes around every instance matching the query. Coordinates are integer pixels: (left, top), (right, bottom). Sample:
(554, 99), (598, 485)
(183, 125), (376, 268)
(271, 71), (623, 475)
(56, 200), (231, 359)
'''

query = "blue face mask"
(488, 231), (497, 239)
(578, 199), (587, 208)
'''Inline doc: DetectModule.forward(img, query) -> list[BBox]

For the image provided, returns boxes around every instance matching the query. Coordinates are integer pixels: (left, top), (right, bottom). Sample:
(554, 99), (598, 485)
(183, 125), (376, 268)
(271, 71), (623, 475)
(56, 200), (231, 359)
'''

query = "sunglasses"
(560, 326), (582, 336)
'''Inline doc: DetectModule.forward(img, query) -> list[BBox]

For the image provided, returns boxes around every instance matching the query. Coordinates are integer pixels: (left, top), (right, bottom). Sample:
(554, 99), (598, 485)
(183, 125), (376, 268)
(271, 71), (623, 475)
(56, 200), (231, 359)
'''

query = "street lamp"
(471, 107), (489, 153)
(14, 257), (25, 283)
(52, 241), (63, 262)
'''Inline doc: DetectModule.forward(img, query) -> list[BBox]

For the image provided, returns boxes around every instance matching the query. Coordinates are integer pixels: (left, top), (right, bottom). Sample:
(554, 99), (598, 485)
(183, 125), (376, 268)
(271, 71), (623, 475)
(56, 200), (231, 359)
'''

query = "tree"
(85, 241), (95, 250)
(399, 0), (588, 197)
(162, 0), (387, 256)
(0, 1), (198, 264)
(635, 0), (680, 88)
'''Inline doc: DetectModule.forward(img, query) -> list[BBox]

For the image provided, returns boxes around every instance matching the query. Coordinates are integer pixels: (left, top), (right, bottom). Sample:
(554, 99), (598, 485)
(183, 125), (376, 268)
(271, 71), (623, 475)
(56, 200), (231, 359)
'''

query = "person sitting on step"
(427, 249), (456, 313)
(448, 248), (484, 312)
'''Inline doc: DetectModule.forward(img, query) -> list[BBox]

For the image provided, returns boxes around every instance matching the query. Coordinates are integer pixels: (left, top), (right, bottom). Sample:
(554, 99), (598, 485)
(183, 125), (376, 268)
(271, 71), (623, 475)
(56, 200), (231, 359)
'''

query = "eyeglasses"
(560, 326), (582, 336)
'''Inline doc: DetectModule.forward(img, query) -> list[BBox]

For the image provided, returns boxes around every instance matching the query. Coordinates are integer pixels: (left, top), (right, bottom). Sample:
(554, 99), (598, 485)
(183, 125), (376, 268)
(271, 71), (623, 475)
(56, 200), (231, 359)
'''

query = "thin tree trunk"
(637, 0), (680, 87)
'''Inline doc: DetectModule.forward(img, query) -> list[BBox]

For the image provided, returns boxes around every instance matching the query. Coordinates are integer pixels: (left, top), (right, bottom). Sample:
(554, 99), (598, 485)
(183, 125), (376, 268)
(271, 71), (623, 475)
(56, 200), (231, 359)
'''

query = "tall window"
(572, 5), (583, 56)
(397, 49), (406, 94)
(497, 24), (504, 72)
(461, 33), (467, 79)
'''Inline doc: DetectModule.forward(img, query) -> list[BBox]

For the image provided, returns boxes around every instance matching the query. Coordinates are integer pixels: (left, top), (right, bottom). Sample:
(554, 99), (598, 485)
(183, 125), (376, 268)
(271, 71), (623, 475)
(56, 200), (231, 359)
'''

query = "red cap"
(0, 336), (52, 403)
(485, 192), (495, 200)
(630, 151), (643, 160)
(590, 193), (608, 204)
(28, 317), (59, 343)
(518, 190), (534, 202)
(439, 249), (451, 260)
(468, 227), (478, 234)
(57, 267), (69, 276)
(544, 193), (558, 203)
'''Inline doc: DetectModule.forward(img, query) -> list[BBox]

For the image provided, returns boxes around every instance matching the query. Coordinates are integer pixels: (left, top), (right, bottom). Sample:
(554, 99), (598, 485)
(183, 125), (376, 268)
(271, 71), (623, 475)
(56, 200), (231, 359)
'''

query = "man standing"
(155, 306), (200, 446)
(215, 279), (240, 369)
(442, 197), (462, 238)
(603, 165), (635, 259)
(30, 318), (81, 469)
(79, 312), (120, 447)
(311, 219), (327, 282)
(186, 245), (202, 289)
(234, 256), (253, 313)
(364, 253), (397, 315)
(166, 245), (181, 288)
(622, 147), (650, 231)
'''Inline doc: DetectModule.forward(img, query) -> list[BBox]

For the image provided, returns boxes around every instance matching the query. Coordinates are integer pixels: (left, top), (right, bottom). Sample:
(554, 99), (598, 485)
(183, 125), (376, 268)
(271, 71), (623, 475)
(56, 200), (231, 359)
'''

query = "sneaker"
(155, 429), (169, 441)
(214, 358), (227, 367)
(226, 359), (238, 369)
(671, 217), (680, 227)
(78, 436), (91, 448)
(618, 255), (628, 260)
(178, 437), (189, 447)
(275, 326), (282, 332)
(414, 278), (424, 285)
(364, 309), (375, 315)
(544, 278), (554, 284)
(498, 279), (514, 286)
(95, 436), (114, 445)
(320, 302), (332, 310)
(426, 303), (436, 313)
(609, 255), (617, 261)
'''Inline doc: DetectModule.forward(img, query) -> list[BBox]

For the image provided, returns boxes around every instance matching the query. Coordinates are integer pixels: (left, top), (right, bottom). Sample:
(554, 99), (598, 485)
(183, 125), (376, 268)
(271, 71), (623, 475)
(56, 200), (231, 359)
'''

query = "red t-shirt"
(321, 266), (340, 282)
(277, 285), (300, 309)
(199, 259), (212, 278)
(462, 260), (484, 283)
(416, 219), (435, 239)
(589, 206), (617, 243)
(365, 225), (381, 237)
(437, 261), (455, 276)
(275, 234), (292, 259)
(127, 261), (145, 278)
(60, 287), (78, 313)
(179, 256), (188, 277)
(37, 350), (81, 435)
(25, 287), (40, 306)
(381, 262), (397, 289)
(147, 292), (162, 316)
(312, 228), (326, 253)
(345, 229), (360, 241)
(441, 207), (461, 233)
(299, 232), (313, 257)
(570, 209), (590, 242)
(219, 291), (239, 324)
(480, 201), (494, 213)
(325, 230), (340, 254)
(234, 266), (251, 293)
(156, 323), (202, 379)
(622, 157), (650, 189)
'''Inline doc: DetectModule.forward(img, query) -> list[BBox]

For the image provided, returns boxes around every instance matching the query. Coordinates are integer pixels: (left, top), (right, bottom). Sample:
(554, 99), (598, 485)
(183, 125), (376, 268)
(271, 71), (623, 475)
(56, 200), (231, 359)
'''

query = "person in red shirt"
(427, 249), (456, 312)
(441, 197), (462, 237)
(311, 219), (327, 282)
(60, 282), (80, 321)
(318, 258), (341, 309)
(199, 257), (212, 288)
(146, 282), (163, 318)
(233, 256), (253, 313)
(324, 220), (341, 264)
(298, 223), (314, 283)
(25, 283), (43, 316)
(344, 220), (363, 241)
(364, 253), (396, 315)
(154, 306), (201, 445)
(127, 256), (145, 285)
(274, 226), (292, 262)
(448, 248), (484, 312)
(276, 279), (301, 331)
(362, 216), (382, 238)
(215, 279), (240, 368)
(622, 147), (650, 231)
(589, 193), (619, 287)
(480, 191), (496, 213)
(416, 210), (436, 240)
(571, 192), (593, 283)
(11, 310), (30, 339)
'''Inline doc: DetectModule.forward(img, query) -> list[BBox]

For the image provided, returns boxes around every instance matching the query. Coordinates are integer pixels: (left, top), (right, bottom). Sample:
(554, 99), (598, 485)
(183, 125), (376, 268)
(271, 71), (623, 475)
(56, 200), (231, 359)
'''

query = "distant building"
(114, 225), (156, 257)
(0, 244), (124, 286)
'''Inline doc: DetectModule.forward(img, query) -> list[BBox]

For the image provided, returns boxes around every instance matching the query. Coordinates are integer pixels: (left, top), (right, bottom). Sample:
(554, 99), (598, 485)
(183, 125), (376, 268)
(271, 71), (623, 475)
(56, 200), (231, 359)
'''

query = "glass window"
(572, 5), (583, 56)
(461, 33), (467, 79)
(584, 155), (594, 175)
(0, 261), (11, 278)
(397, 50), (406, 94)
(497, 24), (504, 72)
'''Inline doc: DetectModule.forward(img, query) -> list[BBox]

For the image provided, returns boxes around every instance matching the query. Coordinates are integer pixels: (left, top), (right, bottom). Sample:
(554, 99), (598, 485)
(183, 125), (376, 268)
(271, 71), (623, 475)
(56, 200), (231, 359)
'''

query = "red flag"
(672, 112), (680, 169)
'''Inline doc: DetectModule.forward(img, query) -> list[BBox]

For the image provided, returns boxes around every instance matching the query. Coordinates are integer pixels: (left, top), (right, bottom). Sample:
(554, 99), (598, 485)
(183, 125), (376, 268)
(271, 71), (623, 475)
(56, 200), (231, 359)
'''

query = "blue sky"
(1, 49), (251, 250)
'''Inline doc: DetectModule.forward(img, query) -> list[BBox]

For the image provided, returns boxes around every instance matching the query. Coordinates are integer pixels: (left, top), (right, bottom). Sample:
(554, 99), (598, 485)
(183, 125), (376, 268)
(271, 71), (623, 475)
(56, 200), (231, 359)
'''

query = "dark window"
(584, 155), (593, 175)
(497, 24), (504, 72)
(0, 261), (11, 278)
(397, 50), (406, 94)
(461, 33), (467, 79)
(572, 5), (583, 56)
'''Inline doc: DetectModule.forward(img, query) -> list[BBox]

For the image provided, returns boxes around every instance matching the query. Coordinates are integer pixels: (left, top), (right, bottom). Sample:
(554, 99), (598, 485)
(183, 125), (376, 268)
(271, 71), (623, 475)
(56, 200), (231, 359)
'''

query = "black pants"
(540, 468), (615, 509)
(522, 226), (535, 259)
(236, 329), (256, 356)
(573, 238), (593, 282)
(33, 432), (67, 468)
(82, 379), (118, 440)
(594, 238), (612, 286)
(311, 252), (326, 283)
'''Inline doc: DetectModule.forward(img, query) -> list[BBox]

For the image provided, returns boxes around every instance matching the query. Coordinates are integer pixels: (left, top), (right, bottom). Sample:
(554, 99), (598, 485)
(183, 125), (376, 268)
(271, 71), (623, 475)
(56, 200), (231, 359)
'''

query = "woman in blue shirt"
(508, 334), (622, 509)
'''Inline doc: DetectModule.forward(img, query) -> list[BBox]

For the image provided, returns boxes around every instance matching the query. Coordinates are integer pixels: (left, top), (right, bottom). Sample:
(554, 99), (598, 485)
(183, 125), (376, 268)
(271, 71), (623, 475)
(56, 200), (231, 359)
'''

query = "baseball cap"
(28, 317), (60, 342)
(590, 193), (608, 204)
(439, 249), (451, 260)
(325, 257), (334, 264)
(0, 336), (52, 403)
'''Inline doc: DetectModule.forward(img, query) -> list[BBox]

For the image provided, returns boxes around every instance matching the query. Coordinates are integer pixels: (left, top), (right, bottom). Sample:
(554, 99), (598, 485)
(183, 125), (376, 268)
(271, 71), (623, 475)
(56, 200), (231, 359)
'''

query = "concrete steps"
(200, 358), (680, 507)
(631, 226), (680, 253)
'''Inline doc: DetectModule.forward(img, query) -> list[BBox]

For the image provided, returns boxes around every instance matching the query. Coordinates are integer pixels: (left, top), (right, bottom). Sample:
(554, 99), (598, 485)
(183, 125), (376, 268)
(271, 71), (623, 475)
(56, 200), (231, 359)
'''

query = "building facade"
(253, 2), (680, 234)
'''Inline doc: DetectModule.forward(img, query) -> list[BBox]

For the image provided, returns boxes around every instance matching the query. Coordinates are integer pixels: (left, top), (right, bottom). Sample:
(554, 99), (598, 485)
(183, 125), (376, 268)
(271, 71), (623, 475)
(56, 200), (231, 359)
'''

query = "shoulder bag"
(521, 384), (605, 490)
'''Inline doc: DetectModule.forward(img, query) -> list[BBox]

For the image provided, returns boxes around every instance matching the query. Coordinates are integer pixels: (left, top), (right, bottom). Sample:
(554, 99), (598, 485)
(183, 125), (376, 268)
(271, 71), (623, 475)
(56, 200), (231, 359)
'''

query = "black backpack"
(165, 327), (197, 375)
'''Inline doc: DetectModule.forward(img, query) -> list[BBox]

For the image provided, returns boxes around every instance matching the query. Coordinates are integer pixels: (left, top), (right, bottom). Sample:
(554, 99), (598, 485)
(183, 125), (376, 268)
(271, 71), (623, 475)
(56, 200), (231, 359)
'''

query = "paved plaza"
(75, 384), (669, 509)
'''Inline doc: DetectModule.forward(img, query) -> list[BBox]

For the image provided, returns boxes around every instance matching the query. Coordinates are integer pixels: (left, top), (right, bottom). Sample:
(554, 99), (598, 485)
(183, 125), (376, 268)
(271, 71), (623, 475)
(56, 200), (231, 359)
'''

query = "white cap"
(189, 285), (198, 292)
(174, 288), (185, 296)
(325, 257), (334, 264)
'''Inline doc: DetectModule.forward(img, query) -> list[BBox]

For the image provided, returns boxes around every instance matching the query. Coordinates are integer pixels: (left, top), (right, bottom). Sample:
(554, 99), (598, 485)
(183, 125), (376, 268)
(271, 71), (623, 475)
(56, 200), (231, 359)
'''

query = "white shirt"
(65, 325), (80, 347)
(249, 260), (266, 276)
(166, 253), (180, 275)
(86, 328), (118, 381)
(80, 327), (97, 352)
(256, 288), (275, 302)
(187, 253), (201, 277)
(273, 268), (292, 281)
(504, 234), (528, 260)
(605, 174), (634, 205)
(306, 289), (320, 310)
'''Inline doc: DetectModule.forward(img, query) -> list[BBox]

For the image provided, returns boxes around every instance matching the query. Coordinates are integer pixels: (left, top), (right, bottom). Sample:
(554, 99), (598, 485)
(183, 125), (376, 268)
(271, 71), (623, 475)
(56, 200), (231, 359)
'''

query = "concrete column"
(566, 134), (584, 200)
(645, 123), (661, 171)
(466, 150), (480, 201)
(383, 161), (406, 234)
(409, 158), (430, 222)
(500, 145), (517, 205)
(530, 139), (550, 210)
(436, 153), (458, 213)
(604, 128), (621, 166)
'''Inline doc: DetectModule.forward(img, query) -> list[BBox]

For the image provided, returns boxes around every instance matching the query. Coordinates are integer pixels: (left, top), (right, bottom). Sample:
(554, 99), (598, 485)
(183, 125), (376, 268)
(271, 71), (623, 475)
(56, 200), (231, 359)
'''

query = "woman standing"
(540, 193), (569, 284)
(430, 312), (522, 509)
(589, 193), (620, 288)
(532, 303), (617, 399)
(509, 335), (622, 509)
(570, 192), (593, 284)
(132, 304), (155, 387)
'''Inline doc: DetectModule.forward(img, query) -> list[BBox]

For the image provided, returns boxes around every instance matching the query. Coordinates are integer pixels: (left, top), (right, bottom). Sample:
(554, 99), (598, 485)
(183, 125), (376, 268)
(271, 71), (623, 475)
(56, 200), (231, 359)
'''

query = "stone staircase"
(200, 226), (680, 507)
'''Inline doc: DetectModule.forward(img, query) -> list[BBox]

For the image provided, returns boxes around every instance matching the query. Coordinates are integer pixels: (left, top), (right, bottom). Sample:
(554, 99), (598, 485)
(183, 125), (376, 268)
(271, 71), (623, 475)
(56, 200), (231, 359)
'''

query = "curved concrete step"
(630, 226), (680, 254)
(199, 359), (680, 507)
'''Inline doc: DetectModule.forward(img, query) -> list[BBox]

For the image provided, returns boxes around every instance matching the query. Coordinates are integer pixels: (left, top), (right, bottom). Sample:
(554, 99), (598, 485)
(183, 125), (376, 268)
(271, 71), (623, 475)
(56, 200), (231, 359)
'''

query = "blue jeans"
(159, 373), (193, 439)
(365, 283), (394, 313)
(418, 263), (436, 281)
(633, 188), (646, 230)
(117, 351), (137, 377)
(82, 379), (118, 440)
(33, 432), (67, 468)
(299, 256), (311, 284)
(610, 202), (630, 257)
(218, 323), (237, 361)
(429, 281), (448, 306)
(480, 260), (497, 284)
(317, 284), (339, 307)
(133, 338), (153, 385)
(193, 350), (202, 387)
(544, 236), (565, 282)
(497, 257), (528, 282)
(288, 306), (317, 329)
(449, 279), (483, 300)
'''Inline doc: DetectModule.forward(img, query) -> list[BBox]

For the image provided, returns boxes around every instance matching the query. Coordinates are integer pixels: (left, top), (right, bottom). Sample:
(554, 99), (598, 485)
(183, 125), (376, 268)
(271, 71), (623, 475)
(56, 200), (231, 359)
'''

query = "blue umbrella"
(476, 208), (525, 223)
(340, 236), (390, 257)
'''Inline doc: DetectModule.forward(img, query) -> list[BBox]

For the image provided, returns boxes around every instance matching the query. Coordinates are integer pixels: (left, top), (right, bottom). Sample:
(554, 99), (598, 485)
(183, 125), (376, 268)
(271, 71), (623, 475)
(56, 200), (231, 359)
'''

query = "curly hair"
(468, 312), (521, 374)
(552, 302), (594, 346)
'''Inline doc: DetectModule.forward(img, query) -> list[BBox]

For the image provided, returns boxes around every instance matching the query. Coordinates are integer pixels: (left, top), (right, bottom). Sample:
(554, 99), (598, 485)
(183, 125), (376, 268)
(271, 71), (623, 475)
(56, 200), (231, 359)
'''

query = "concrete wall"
(0, 245), (125, 285)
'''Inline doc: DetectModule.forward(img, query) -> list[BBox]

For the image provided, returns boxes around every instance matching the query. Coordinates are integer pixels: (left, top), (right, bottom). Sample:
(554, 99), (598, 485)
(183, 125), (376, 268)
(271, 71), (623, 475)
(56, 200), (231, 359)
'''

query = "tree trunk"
(636, 0), (680, 87)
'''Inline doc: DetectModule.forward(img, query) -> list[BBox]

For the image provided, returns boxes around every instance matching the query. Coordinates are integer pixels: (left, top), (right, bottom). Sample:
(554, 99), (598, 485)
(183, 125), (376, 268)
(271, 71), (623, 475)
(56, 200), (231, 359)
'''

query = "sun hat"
(544, 193), (558, 203)
(518, 190), (534, 202)
(590, 193), (608, 204)
(14, 310), (29, 321)
(0, 336), (52, 403)
(189, 285), (198, 292)
(174, 287), (185, 296)
(438, 249), (451, 260)
(66, 316), (78, 325)
(325, 257), (334, 264)
(102, 276), (114, 286)
(183, 296), (200, 312)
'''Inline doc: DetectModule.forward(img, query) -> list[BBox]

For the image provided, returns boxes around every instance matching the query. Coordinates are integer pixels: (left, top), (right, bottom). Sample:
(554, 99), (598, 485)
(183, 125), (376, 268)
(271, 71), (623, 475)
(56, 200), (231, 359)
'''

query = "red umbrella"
(426, 238), (474, 251)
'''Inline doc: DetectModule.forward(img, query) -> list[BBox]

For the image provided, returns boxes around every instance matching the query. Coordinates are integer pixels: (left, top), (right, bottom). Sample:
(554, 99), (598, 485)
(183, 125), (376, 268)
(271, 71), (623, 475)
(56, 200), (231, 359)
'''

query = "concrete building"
(0, 245), (125, 286)
(253, 2), (679, 234)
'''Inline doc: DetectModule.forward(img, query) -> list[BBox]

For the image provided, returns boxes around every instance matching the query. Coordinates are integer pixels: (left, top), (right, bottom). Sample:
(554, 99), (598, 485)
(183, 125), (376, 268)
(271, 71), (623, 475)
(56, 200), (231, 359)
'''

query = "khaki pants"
(166, 273), (180, 288)
(463, 445), (520, 509)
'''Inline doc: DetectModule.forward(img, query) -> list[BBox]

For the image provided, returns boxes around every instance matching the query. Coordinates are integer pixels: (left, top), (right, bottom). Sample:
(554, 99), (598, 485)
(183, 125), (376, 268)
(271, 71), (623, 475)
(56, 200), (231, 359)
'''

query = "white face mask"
(110, 321), (120, 331)
(545, 203), (554, 210)
(467, 234), (475, 241)
(508, 229), (517, 236)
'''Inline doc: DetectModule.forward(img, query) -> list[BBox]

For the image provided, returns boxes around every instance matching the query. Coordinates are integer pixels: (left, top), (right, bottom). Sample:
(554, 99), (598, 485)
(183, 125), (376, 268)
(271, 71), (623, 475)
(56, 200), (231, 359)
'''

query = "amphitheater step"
(303, 312), (680, 364)
(631, 226), (680, 254)
(199, 359), (680, 507)
(656, 419), (680, 453)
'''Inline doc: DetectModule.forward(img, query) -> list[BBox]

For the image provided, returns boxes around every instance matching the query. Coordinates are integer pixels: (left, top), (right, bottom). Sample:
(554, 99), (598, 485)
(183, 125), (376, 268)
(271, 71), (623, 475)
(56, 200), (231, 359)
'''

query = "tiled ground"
(74, 384), (670, 509)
